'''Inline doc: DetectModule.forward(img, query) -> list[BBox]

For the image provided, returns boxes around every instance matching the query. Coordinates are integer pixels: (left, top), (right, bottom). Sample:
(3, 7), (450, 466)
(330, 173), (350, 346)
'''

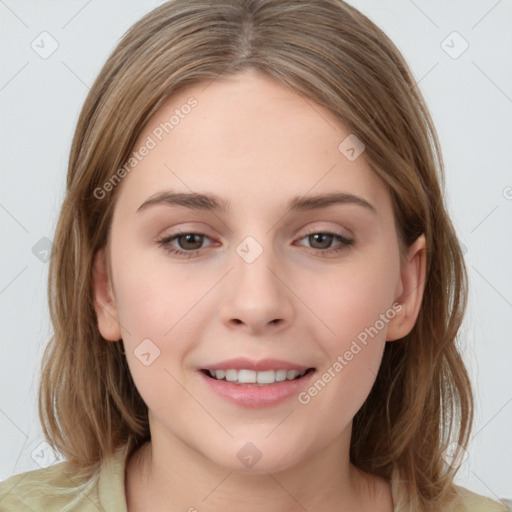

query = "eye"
(156, 231), (214, 258)
(156, 229), (354, 259)
(295, 230), (354, 255)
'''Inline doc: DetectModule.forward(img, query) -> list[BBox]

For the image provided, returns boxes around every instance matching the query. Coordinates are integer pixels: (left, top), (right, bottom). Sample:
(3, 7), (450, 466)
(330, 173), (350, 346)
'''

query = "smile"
(202, 368), (314, 385)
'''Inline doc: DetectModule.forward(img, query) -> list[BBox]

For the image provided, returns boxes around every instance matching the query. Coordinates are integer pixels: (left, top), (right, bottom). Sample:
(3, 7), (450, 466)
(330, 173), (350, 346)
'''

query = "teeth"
(225, 369), (238, 382)
(287, 370), (299, 380)
(207, 368), (308, 385)
(275, 369), (287, 381)
(239, 370), (257, 384)
(256, 370), (275, 384)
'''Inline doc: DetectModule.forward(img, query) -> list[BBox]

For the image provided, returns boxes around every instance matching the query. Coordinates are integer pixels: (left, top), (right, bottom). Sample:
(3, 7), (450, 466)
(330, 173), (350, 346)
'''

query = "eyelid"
(156, 225), (354, 260)
(158, 223), (352, 244)
(298, 225), (353, 240)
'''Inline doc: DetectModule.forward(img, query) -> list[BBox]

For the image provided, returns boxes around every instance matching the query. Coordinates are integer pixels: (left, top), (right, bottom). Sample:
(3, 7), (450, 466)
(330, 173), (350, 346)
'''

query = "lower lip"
(198, 369), (316, 408)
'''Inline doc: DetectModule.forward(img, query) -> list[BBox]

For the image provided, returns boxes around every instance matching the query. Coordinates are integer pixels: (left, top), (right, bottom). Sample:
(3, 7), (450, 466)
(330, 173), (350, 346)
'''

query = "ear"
(92, 248), (122, 341)
(386, 234), (427, 342)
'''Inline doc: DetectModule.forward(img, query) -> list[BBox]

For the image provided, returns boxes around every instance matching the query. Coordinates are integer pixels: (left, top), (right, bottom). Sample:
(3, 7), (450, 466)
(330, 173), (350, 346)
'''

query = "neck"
(125, 423), (392, 512)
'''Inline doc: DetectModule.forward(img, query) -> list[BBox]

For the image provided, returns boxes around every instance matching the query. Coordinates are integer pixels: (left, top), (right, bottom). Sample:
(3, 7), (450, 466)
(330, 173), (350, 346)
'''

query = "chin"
(204, 439), (307, 475)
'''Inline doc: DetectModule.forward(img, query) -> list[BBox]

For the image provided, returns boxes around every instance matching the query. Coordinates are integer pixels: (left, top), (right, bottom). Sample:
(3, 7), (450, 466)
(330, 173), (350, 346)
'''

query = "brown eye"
(156, 231), (212, 257)
(175, 233), (204, 251)
(296, 231), (354, 256)
(308, 233), (336, 250)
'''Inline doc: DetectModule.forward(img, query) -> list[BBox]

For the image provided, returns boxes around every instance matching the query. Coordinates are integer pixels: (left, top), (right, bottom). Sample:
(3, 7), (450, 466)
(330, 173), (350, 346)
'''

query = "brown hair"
(37, 1), (472, 510)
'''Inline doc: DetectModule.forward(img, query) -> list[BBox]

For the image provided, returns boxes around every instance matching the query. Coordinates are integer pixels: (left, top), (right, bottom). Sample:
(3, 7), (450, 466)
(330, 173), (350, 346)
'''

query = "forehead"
(111, 70), (392, 218)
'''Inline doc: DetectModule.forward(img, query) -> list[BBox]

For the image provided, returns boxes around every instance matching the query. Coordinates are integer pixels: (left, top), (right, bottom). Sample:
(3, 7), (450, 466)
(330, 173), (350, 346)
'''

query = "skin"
(93, 68), (426, 512)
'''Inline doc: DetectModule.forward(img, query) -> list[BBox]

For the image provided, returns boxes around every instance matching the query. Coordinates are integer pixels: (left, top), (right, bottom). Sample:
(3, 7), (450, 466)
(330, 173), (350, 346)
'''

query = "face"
(93, 69), (425, 474)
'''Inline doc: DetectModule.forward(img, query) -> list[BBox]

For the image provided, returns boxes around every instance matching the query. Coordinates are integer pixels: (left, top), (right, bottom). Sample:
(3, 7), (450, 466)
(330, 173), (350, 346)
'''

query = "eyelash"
(156, 229), (354, 258)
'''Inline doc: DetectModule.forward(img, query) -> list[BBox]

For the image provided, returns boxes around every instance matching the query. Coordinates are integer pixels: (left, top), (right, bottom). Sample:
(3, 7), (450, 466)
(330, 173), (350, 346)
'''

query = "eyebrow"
(136, 190), (377, 215)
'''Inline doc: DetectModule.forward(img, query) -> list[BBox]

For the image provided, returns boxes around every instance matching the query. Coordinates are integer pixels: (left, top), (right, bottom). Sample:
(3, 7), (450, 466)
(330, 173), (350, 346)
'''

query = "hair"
(34, 1), (472, 510)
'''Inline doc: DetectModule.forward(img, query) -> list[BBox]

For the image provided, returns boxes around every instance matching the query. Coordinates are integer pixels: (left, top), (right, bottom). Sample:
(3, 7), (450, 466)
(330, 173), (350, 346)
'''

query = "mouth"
(200, 367), (316, 386)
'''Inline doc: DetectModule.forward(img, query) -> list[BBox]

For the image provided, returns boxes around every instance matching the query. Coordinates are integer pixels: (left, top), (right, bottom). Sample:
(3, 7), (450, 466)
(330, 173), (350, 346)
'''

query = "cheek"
(310, 250), (399, 344)
(111, 258), (209, 418)
(112, 246), (205, 336)
(110, 247), (212, 386)
(302, 251), (399, 404)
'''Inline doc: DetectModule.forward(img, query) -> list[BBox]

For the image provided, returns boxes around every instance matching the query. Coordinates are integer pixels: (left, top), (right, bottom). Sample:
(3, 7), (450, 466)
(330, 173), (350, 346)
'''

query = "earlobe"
(92, 248), (122, 341)
(386, 234), (427, 342)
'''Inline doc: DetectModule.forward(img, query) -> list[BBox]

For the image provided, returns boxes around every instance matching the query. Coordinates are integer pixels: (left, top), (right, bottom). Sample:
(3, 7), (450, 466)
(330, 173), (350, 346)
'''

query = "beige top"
(0, 444), (509, 511)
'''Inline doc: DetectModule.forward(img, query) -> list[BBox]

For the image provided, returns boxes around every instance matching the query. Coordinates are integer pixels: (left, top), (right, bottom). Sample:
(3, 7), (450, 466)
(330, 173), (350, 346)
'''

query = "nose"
(219, 244), (294, 336)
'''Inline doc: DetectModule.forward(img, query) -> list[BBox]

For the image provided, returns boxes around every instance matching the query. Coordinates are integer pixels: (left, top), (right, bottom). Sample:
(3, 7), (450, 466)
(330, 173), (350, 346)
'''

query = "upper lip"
(201, 358), (313, 372)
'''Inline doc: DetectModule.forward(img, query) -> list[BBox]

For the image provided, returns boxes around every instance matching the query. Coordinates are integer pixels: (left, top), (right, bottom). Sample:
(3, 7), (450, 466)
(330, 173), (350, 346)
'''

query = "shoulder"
(452, 485), (511, 512)
(390, 468), (510, 512)
(0, 459), (103, 512)
(0, 445), (129, 512)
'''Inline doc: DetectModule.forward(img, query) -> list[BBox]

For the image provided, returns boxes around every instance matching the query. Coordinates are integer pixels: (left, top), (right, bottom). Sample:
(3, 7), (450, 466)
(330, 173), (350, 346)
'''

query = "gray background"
(1, 0), (511, 502)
